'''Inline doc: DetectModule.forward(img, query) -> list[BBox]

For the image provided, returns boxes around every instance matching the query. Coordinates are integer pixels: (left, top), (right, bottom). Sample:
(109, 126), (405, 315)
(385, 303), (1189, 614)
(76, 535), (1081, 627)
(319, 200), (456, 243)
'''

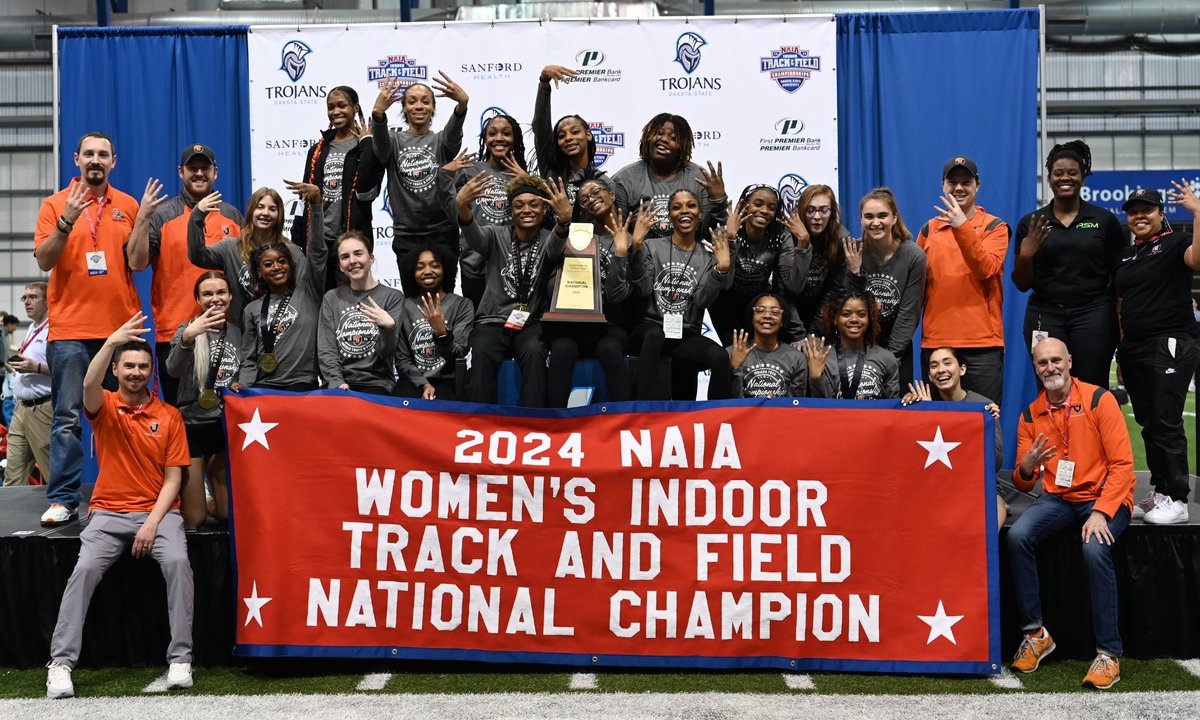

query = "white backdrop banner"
(248, 17), (838, 287)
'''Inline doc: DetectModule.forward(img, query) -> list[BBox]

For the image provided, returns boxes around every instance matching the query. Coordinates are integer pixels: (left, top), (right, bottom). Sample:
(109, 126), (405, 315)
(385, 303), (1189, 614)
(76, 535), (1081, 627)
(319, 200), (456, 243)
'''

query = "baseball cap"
(180, 144), (216, 166)
(942, 155), (979, 181)
(1121, 187), (1164, 211)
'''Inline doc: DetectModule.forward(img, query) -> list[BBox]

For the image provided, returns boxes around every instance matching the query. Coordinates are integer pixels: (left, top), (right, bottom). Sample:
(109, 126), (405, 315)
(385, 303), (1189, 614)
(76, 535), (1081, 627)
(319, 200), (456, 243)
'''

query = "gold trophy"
(543, 222), (607, 323)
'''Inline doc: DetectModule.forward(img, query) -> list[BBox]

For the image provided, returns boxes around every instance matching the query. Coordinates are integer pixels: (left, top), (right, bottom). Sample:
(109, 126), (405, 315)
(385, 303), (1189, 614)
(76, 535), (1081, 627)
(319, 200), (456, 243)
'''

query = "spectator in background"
(1013, 140), (1125, 387)
(1008, 337), (1134, 690)
(127, 144), (242, 405)
(1, 312), (17, 426)
(917, 157), (1010, 404)
(33, 131), (156, 527)
(3, 283), (51, 486)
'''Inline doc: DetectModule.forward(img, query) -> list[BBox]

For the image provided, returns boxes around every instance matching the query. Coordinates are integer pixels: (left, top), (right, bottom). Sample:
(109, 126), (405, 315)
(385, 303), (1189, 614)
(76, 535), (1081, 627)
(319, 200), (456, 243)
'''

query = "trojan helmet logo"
(480, 106), (508, 134)
(777, 173), (810, 210)
(674, 32), (707, 75)
(280, 40), (313, 83)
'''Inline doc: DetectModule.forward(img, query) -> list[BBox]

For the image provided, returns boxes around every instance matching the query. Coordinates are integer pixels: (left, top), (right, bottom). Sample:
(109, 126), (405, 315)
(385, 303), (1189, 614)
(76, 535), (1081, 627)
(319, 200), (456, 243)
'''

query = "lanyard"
(667, 239), (699, 304)
(259, 292), (293, 355)
(1047, 399), (1072, 460)
(82, 193), (109, 252)
(509, 230), (540, 305)
(838, 346), (866, 399)
(19, 321), (47, 356)
(204, 328), (229, 390)
(1134, 229), (1170, 247)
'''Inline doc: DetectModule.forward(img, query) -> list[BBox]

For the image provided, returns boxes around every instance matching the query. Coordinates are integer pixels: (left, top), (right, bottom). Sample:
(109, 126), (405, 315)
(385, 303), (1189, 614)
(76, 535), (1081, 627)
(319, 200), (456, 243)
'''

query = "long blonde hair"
(238, 187), (288, 263)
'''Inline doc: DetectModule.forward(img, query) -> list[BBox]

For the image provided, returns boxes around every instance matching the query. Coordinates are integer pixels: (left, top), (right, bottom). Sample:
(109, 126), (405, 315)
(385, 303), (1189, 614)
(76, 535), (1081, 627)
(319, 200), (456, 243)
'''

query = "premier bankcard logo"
(280, 40), (312, 82)
(760, 118), (821, 152)
(573, 48), (621, 84)
(760, 46), (821, 93)
(589, 121), (625, 168)
(368, 54), (429, 88)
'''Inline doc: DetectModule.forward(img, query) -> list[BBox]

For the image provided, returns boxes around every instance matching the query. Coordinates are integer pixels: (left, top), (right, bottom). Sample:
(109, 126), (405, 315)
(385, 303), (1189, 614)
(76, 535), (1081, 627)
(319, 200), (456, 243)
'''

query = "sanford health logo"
(367, 54), (428, 89)
(460, 59), (523, 81)
(573, 48), (621, 84)
(265, 40), (326, 104)
(660, 32), (722, 96)
(760, 46), (821, 93)
(760, 117), (821, 152)
(589, 121), (625, 168)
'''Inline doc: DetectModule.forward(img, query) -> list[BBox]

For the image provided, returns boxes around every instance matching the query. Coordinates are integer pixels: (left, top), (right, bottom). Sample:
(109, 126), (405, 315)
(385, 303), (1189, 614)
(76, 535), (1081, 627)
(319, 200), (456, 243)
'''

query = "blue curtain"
(57, 26), (250, 480)
(837, 10), (1040, 465)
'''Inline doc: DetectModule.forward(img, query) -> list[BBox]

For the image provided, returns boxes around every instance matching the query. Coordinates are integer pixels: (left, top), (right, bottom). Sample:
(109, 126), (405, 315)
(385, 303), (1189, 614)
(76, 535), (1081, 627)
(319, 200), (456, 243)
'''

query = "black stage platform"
(2, 476), (1199, 669)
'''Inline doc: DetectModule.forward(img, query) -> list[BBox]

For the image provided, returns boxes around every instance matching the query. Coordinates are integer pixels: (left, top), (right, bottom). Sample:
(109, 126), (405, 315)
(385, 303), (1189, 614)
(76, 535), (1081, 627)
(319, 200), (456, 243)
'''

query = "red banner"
(226, 391), (999, 673)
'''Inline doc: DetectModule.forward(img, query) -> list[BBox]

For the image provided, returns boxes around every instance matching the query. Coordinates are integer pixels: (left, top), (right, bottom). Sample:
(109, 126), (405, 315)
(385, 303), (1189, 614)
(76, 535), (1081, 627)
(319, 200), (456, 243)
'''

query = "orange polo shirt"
(34, 180), (142, 341)
(149, 195), (242, 342)
(917, 206), (1009, 348)
(85, 390), (189, 514)
(1014, 379), (1135, 519)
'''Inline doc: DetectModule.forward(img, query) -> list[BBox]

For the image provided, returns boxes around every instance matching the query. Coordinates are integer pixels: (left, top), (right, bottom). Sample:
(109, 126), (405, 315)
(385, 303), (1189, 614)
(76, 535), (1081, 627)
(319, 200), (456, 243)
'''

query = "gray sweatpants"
(50, 509), (193, 668)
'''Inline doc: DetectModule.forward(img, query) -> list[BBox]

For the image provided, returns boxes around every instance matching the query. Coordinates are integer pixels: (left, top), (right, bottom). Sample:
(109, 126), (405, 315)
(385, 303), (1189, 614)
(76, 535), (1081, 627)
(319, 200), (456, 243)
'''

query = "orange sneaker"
(1081, 653), (1120, 689)
(1011, 628), (1055, 673)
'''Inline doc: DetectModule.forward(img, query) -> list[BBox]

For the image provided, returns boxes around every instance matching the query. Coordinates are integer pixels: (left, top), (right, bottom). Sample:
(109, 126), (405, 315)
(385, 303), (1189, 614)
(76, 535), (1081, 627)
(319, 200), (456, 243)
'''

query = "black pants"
(545, 323), (631, 407)
(921, 346), (1005, 405)
(155, 341), (180, 406)
(393, 226), (460, 288)
(709, 292), (752, 348)
(630, 321), (732, 401)
(461, 274), (486, 311)
(468, 322), (548, 407)
(1120, 333), (1200, 502)
(393, 375), (459, 401)
(1024, 296), (1115, 388)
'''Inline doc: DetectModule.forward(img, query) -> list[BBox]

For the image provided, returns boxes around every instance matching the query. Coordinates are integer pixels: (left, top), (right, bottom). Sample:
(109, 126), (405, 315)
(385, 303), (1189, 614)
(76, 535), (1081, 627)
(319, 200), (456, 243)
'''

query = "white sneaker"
(1132, 491), (1163, 520)
(46, 662), (74, 699)
(1144, 496), (1189, 525)
(166, 661), (193, 689)
(40, 504), (77, 527)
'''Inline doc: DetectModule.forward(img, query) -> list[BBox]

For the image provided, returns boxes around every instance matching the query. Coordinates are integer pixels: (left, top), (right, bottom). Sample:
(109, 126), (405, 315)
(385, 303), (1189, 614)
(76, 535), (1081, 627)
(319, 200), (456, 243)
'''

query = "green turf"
(3, 659), (1200, 698)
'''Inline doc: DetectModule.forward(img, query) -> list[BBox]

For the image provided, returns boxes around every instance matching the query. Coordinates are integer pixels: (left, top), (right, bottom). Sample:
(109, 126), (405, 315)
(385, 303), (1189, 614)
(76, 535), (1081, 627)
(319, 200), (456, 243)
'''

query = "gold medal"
(197, 389), (220, 410)
(259, 353), (278, 373)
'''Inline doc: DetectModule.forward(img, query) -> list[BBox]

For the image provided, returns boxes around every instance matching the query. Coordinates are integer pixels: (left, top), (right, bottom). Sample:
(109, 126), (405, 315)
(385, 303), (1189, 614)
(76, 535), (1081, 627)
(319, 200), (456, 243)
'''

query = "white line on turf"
(356, 673), (392, 691)
(782, 673), (815, 690)
(141, 674), (170, 693)
(1177, 659), (1200, 677)
(569, 673), (598, 690)
(989, 666), (1024, 690)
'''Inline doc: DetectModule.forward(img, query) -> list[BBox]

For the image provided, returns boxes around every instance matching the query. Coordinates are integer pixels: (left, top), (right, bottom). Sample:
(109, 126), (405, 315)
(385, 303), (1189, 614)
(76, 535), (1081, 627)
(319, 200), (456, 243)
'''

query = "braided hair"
(547, 115), (597, 179)
(1045, 139), (1092, 177)
(638, 113), (695, 170)
(248, 242), (296, 296)
(478, 114), (528, 172)
(306, 86), (366, 239)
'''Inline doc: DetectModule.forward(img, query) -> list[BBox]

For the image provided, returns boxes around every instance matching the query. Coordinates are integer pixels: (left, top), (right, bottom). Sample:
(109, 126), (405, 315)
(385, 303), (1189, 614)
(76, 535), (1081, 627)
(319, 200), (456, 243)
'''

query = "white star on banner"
(243, 582), (272, 627)
(239, 408), (278, 450)
(918, 600), (964, 645)
(917, 426), (961, 469)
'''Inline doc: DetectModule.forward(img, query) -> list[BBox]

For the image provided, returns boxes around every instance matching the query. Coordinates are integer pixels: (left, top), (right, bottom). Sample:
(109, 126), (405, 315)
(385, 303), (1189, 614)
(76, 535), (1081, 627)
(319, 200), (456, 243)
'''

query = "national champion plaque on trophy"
(542, 222), (607, 323)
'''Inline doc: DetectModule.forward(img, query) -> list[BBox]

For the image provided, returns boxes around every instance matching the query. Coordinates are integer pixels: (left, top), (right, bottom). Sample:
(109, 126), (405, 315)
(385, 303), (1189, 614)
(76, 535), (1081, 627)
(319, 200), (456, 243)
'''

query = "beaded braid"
(304, 136), (326, 246)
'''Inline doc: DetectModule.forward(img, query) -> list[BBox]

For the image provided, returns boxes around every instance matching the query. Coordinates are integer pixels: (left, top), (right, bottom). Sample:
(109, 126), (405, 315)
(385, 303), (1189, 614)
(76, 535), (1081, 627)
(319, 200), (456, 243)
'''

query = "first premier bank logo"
(280, 40), (312, 82)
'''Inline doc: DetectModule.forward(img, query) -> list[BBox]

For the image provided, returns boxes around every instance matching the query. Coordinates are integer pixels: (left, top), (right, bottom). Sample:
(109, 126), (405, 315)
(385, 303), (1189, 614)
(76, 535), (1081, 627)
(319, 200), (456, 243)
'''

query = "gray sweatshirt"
(847, 240), (926, 355)
(610, 160), (728, 238)
(438, 162), (513, 278)
(165, 322), (243, 424)
(237, 214), (328, 388)
(396, 292), (475, 387)
(961, 389), (1003, 473)
(461, 220), (566, 325)
(187, 205), (311, 324)
(810, 344), (900, 400)
(631, 236), (734, 333)
(727, 342), (828, 398)
(317, 283), (406, 391)
(531, 83), (607, 207)
(373, 112), (465, 235)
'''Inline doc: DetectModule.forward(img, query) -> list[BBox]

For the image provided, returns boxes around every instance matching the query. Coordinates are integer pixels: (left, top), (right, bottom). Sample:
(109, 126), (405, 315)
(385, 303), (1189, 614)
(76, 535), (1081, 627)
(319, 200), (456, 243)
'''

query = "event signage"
(1081, 170), (1200, 220)
(227, 392), (999, 673)
(247, 18), (839, 286)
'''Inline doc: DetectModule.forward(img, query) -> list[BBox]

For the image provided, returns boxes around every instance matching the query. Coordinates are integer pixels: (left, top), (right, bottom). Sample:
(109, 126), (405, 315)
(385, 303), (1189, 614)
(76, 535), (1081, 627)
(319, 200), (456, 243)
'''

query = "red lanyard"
(81, 192), (109, 252)
(1046, 399), (1072, 460)
(1134, 229), (1169, 246)
(19, 321), (47, 355)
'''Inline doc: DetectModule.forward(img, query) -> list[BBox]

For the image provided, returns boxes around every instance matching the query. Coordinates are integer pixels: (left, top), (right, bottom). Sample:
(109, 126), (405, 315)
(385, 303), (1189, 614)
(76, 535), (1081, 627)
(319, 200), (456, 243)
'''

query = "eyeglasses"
(752, 306), (783, 317)
(804, 206), (832, 217)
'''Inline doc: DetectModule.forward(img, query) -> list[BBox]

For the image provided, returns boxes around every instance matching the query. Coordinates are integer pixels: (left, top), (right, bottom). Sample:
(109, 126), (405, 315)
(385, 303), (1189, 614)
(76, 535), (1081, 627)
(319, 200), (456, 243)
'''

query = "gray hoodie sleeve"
(165, 323), (194, 380)
(460, 215), (493, 255)
(777, 244), (813, 296)
(372, 114), (395, 166)
(532, 83), (554, 177)
(316, 291), (344, 387)
(886, 244), (926, 356)
(606, 252), (632, 304)
(692, 253), (734, 310)
(237, 304), (259, 385)
(187, 206), (226, 269)
(438, 110), (466, 164)
(442, 294), (475, 363)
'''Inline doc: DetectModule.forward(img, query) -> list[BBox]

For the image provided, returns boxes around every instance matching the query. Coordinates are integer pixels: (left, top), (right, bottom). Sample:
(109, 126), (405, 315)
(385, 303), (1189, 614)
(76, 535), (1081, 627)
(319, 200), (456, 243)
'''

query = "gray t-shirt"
(166, 322), (243, 424)
(373, 111), (465, 235)
(461, 221), (566, 325)
(812, 344), (900, 400)
(728, 342), (815, 399)
(631, 236), (734, 333)
(396, 292), (475, 387)
(610, 160), (728, 238)
(317, 283), (406, 391)
(321, 137), (357, 245)
(961, 389), (1003, 472)
(848, 240), (926, 355)
(439, 161), (512, 279)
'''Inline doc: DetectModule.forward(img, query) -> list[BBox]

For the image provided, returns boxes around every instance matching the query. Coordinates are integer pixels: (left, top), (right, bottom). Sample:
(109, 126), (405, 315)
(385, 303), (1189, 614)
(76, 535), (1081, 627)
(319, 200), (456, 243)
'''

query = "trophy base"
(541, 311), (608, 324)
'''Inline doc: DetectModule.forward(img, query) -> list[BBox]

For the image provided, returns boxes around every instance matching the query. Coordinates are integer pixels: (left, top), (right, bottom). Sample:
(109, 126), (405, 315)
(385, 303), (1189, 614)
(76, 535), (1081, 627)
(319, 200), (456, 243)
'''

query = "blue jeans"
(1006, 492), (1129, 656)
(46, 339), (113, 510)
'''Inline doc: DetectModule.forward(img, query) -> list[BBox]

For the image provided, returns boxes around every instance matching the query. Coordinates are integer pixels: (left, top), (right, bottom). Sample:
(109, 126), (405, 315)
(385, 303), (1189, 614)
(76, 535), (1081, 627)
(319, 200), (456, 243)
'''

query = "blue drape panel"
(57, 26), (250, 481)
(837, 10), (1040, 465)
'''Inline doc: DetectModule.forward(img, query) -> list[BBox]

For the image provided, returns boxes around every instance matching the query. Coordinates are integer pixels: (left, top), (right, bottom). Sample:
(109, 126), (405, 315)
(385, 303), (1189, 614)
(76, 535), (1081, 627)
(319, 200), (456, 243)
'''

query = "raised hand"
(443, 151), (475, 173)
(497, 151), (528, 178)
(196, 191), (223, 214)
(419, 292), (448, 336)
(359, 296), (396, 329)
(902, 380), (933, 406)
(547, 176), (573, 224)
(1021, 214), (1051, 257)
(540, 64), (579, 88)
(935, 193), (967, 228)
(372, 77), (404, 115)
(455, 171), (494, 209)
(842, 237), (864, 275)
(107, 312), (152, 346)
(284, 179), (321, 202)
(432, 71), (469, 112)
(784, 201), (810, 248)
(1019, 433), (1058, 478)
(63, 179), (94, 224)
(730, 329), (752, 369)
(182, 304), (226, 344)
(631, 202), (653, 253)
(800, 335), (831, 379)
(696, 160), (727, 200)
(607, 207), (631, 257)
(1167, 178), (1200, 214)
(140, 178), (167, 215)
(705, 226), (732, 273)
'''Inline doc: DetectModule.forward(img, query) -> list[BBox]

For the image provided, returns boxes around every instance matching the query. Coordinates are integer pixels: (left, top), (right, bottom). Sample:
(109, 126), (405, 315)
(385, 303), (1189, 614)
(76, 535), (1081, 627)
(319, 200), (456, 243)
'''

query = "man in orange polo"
(33, 131), (166, 526)
(917, 156), (1009, 404)
(1008, 337), (1135, 689)
(127, 143), (242, 405)
(45, 313), (192, 699)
